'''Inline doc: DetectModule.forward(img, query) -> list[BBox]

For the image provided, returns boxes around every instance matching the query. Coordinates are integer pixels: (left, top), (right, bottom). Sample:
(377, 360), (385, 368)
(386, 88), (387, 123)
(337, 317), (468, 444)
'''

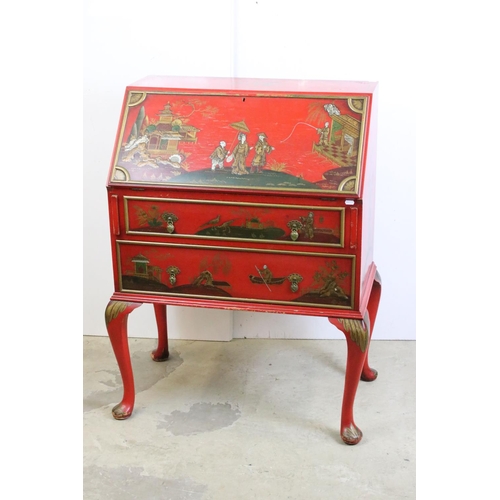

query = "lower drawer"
(116, 241), (356, 310)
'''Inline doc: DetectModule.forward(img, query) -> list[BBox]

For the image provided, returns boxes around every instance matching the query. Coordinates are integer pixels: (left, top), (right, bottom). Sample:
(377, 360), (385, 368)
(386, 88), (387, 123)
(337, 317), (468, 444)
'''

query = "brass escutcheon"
(162, 212), (178, 234)
(287, 273), (303, 293)
(287, 220), (303, 241)
(167, 266), (180, 285)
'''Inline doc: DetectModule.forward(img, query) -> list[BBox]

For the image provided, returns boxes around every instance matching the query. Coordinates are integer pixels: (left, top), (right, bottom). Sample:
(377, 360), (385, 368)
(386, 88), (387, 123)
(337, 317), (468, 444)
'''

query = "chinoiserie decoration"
(105, 76), (381, 446)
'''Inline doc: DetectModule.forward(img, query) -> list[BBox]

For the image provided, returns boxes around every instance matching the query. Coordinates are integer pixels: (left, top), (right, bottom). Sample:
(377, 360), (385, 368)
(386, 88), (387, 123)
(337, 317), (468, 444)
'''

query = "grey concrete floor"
(83, 336), (415, 499)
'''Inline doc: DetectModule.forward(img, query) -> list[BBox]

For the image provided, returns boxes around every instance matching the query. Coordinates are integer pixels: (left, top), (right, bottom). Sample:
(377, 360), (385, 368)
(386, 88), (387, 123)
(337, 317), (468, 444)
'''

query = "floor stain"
(84, 349), (183, 413)
(158, 402), (241, 435)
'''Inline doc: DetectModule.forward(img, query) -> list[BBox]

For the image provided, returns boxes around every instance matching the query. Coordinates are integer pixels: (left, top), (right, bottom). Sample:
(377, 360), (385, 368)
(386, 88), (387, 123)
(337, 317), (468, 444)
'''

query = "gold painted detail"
(342, 424), (362, 444)
(105, 301), (129, 326)
(338, 318), (369, 352)
(128, 92), (147, 107)
(111, 404), (129, 420)
(338, 176), (356, 192)
(192, 270), (213, 286)
(349, 98), (364, 112)
(113, 167), (129, 181)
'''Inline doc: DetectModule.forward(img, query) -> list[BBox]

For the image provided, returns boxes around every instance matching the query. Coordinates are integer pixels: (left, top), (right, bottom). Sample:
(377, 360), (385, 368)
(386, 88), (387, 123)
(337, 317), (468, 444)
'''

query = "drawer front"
(116, 241), (355, 310)
(124, 196), (345, 248)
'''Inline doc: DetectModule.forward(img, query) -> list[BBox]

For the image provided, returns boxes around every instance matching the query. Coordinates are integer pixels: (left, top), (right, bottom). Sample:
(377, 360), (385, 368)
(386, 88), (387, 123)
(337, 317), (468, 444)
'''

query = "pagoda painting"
(118, 100), (200, 179)
(112, 92), (366, 193)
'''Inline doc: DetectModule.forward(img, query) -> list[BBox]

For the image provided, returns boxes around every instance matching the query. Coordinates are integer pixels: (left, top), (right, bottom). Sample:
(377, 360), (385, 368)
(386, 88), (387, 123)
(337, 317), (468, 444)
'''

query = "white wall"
(84, 0), (415, 341)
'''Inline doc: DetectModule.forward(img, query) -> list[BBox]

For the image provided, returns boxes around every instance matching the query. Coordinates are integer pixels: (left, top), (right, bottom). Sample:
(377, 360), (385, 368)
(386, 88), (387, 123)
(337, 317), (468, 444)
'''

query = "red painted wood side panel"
(360, 88), (378, 300)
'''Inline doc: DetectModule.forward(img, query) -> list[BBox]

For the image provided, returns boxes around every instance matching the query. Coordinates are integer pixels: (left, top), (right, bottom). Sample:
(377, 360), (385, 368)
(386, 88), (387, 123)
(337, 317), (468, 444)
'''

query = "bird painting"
(200, 215), (221, 227)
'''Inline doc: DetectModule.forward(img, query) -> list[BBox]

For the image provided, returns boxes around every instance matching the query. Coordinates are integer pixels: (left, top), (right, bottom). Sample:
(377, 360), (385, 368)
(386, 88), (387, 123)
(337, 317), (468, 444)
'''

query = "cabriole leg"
(105, 300), (142, 420)
(330, 270), (382, 445)
(151, 303), (169, 361)
(330, 315), (370, 445)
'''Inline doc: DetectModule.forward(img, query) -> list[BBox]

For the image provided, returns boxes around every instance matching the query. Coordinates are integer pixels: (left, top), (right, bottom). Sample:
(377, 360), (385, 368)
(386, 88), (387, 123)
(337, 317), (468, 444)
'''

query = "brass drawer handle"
(287, 273), (303, 293)
(161, 212), (178, 234)
(287, 220), (303, 241)
(167, 266), (180, 285)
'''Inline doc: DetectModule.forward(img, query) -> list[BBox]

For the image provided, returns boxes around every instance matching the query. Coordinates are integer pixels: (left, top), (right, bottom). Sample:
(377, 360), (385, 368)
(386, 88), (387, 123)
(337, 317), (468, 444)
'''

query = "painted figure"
(231, 133), (250, 175)
(317, 122), (330, 146)
(210, 141), (229, 170)
(259, 265), (273, 283)
(250, 133), (274, 173)
(300, 211), (315, 239)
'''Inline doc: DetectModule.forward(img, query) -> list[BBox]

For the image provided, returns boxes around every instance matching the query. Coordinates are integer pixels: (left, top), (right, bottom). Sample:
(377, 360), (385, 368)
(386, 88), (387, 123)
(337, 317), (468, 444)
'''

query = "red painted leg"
(329, 270), (382, 444)
(105, 300), (142, 420)
(330, 315), (370, 444)
(361, 271), (382, 382)
(151, 303), (169, 361)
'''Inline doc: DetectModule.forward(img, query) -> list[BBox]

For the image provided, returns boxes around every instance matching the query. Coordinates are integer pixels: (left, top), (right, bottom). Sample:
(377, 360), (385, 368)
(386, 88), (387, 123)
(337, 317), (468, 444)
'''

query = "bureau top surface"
(108, 76), (378, 197)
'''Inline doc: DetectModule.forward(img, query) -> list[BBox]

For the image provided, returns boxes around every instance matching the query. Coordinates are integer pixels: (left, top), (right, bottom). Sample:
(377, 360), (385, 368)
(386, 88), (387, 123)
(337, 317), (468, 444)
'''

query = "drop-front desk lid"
(108, 76), (378, 197)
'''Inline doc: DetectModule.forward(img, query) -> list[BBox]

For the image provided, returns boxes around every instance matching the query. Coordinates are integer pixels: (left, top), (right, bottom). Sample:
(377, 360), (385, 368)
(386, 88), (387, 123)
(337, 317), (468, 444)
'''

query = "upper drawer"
(123, 196), (345, 248)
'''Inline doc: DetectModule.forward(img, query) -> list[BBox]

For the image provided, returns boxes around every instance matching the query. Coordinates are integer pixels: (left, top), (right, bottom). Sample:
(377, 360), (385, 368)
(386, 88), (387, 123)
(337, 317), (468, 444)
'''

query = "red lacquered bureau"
(105, 76), (382, 445)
